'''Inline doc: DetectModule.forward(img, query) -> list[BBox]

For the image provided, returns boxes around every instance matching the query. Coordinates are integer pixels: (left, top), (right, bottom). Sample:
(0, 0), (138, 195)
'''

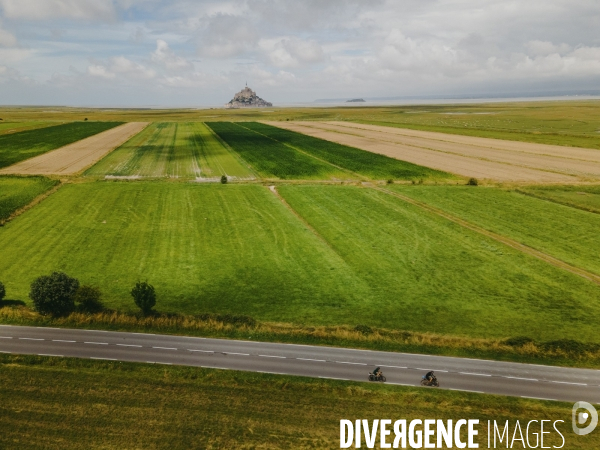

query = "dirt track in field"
(264, 120), (600, 183)
(0, 122), (148, 175)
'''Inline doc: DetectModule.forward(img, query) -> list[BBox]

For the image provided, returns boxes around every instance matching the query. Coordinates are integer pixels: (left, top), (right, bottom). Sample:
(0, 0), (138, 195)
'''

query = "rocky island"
(346, 98), (365, 103)
(225, 85), (272, 108)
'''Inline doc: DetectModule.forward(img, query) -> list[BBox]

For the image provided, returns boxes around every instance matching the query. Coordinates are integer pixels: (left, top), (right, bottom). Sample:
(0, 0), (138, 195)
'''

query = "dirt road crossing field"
(265, 121), (600, 183)
(0, 122), (148, 175)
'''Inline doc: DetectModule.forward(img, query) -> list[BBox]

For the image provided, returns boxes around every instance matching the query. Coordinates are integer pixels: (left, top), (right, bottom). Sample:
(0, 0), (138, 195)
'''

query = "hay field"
(86, 122), (253, 179)
(0, 121), (122, 169)
(0, 355), (588, 450)
(268, 121), (592, 183)
(2, 182), (600, 342)
(208, 122), (353, 180)
(0, 122), (148, 176)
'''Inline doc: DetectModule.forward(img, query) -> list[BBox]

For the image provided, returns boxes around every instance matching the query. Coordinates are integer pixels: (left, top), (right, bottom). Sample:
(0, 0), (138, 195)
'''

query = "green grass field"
(242, 122), (452, 180)
(277, 185), (600, 342)
(208, 122), (352, 180)
(0, 121), (56, 136)
(86, 122), (253, 179)
(2, 182), (600, 342)
(520, 185), (600, 214)
(2, 100), (600, 150)
(0, 121), (122, 169)
(391, 185), (600, 277)
(0, 176), (58, 221)
(0, 182), (366, 321)
(1, 355), (585, 449)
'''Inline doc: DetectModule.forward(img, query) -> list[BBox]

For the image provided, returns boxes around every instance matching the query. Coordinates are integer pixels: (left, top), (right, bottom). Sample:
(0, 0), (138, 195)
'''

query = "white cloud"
(87, 64), (115, 79)
(0, 0), (117, 21)
(87, 56), (155, 81)
(260, 37), (325, 68)
(151, 39), (193, 71)
(526, 40), (572, 56)
(0, 24), (16, 47)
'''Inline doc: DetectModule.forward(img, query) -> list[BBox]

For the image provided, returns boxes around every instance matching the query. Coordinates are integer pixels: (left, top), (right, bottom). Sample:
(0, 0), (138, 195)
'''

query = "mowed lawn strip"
(251, 121), (452, 180)
(277, 185), (600, 342)
(86, 122), (253, 179)
(0, 121), (122, 169)
(0, 176), (58, 221)
(391, 185), (600, 277)
(207, 122), (351, 180)
(0, 356), (585, 450)
(0, 182), (370, 321)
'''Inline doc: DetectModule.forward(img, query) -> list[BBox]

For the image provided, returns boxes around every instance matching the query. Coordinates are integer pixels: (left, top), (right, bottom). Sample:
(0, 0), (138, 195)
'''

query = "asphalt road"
(1, 325), (599, 404)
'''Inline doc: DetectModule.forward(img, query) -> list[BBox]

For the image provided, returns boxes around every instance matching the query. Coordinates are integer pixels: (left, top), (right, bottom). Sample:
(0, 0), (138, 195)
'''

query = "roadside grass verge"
(518, 185), (600, 214)
(277, 185), (600, 343)
(390, 185), (600, 276)
(0, 354), (591, 449)
(207, 122), (351, 180)
(247, 121), (453, 181)
(0, 121), (122, 169)
(3, 306), (600, 368)
(0, 175), (59, 223)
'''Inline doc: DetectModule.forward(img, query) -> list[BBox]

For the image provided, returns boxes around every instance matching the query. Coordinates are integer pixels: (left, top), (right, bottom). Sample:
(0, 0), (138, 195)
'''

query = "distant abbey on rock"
(225, 84), (272, 108)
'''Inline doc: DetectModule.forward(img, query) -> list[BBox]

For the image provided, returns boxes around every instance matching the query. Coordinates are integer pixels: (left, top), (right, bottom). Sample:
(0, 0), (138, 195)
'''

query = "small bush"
(0, 281), (5, 302)
(29, 272), (79, 316)
(386, 179), (394, 185)
(354, 324), (373, 335)
(220, 175), (228, 184)
(84, 118), (88, 121)
(131, 281), (156, 316)
(467, 178), (478, 186)
(74, 285), (104, 313)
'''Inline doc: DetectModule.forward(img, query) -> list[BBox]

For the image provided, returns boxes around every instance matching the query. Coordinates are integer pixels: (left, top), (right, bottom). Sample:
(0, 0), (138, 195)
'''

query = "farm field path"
(0, 122), (148, 175)
(265, 121), (581, 182)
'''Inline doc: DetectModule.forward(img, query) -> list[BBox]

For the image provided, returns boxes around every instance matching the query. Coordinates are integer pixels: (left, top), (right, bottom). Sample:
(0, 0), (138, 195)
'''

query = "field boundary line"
(266, 185), (341, 254)
(373, 186), (600, 286)
(0, 181), (63, 226)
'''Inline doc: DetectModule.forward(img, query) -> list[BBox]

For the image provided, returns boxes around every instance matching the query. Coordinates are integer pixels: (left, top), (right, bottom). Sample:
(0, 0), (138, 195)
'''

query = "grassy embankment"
(0, 121), (122, 169)
(390, 185), (600, 276)
(86, 122), (253, 179)
(0, 355), (591, 449)
(0, 176), (58, 223)
(2, 100), (600, 150)
(239, 121), (452, 181)
(2, 183), (600, 345)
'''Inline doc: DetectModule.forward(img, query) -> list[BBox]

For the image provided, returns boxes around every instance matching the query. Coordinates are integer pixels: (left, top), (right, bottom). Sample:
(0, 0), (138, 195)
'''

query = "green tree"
(29, 272), (79, 316)
(131, 281), (156, 316)
(220, 175), (228, 184)
(0, 281), (6, 302)
(74, 285), (104, 313)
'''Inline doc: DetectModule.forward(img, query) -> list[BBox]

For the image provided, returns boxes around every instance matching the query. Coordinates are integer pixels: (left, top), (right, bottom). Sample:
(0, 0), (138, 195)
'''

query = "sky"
(0, 0), (599, 107)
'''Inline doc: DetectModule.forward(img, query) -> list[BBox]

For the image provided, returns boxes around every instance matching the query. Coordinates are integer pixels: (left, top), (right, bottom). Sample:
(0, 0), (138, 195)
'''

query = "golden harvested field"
(0, 122), (148, 175)
(265, 120), (600, 183)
